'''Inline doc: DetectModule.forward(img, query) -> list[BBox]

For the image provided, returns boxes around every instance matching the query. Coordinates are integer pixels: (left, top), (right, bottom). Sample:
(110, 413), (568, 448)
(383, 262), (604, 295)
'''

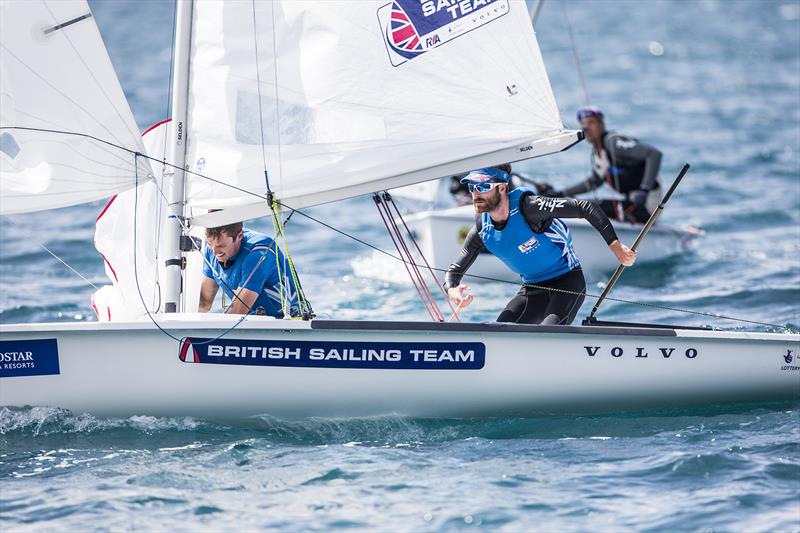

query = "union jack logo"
(386, 1), (424, 59)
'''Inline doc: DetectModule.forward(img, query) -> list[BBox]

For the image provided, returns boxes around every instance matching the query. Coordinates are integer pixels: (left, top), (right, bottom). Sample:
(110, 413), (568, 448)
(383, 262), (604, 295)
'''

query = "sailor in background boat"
(445, 167), (636, 325)
(199, 221), (305, 317)
(538, 106), (663, 223)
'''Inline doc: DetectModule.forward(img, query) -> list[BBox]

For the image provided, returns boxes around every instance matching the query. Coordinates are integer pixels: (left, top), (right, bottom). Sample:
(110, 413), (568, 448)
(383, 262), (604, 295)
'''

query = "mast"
(161, 0), (194, 313)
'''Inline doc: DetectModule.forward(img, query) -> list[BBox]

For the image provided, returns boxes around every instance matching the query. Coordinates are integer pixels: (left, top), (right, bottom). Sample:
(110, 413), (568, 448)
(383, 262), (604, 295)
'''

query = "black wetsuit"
(562, 131), (662, 222)
(445, 193), (619, 325)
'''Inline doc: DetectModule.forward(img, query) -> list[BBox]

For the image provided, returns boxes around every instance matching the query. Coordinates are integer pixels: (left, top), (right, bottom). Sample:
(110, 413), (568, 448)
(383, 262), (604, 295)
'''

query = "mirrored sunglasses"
(467, 181), (503, 194)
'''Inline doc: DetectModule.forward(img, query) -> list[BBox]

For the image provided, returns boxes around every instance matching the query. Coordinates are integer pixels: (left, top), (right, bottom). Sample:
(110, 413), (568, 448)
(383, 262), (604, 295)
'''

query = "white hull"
(354, 205), (701, 283)
(2, 315), (797, 419)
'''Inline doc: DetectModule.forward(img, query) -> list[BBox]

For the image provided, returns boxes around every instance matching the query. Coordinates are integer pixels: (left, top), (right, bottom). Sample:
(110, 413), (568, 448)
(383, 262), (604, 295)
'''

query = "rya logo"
(378, 0), (510, 66)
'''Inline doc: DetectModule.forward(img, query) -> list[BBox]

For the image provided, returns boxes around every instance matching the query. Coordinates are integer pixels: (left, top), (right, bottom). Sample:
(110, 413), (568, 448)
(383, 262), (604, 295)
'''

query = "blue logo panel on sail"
(180, 338), (485, 370)
(376, 0), (510, 66)
(0, 339), (60, 378)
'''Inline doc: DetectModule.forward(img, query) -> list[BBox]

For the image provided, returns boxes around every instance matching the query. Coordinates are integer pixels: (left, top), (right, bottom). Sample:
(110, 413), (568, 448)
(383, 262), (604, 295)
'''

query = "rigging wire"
(560, 0), (591, 106)
(1, 216), (100, 291)
(38, 244), (99, 291)
(373, 193), (444, 322)
(277, 203), (790, 331)
(251, 0), (272, 187)
(6, 125), (789, 331)
(382, 192), (462, 321)
(247, 0), (311, 319)
(130, 152), (252, 345)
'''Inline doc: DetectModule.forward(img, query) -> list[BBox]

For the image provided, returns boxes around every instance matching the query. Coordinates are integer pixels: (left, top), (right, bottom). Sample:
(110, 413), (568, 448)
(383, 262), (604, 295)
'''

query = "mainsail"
(0, 0), (150, 215)
(183, 0), (578, 225)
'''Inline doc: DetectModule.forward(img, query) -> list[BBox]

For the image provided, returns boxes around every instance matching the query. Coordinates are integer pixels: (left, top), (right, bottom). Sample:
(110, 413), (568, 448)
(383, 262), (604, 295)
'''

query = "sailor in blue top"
(199, 221), (305, 317)
(445, 167), (636, 325)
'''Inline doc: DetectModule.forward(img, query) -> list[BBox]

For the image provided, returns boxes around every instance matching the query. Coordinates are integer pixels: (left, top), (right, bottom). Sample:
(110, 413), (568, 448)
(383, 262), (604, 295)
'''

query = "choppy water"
(1, 0), (799, 530)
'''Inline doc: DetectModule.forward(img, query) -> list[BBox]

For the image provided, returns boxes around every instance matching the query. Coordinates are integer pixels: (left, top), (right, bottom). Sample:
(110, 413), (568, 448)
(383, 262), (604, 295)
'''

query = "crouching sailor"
(199, 220), (311, 317)
(445, 167), (636, 325)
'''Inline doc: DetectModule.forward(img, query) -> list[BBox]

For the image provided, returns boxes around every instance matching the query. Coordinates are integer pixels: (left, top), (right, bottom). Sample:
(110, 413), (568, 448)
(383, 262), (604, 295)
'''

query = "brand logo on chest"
(518, 236), (540, 254)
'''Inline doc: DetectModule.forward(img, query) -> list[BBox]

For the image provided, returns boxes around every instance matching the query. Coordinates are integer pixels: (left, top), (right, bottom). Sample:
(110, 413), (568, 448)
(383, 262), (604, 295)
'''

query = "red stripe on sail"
(141, 117), (172, 137)
(100, 253), (119, 282)
(96, 195), (117, 222)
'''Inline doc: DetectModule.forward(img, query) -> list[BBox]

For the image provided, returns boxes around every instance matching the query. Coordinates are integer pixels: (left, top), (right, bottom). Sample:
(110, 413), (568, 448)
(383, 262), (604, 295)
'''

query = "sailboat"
(353, 192), (703, 284)
(1, 0), (797, 419)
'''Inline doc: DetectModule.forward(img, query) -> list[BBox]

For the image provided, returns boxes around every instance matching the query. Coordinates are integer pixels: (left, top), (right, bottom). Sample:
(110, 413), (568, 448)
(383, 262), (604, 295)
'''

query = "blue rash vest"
(479, 188), (581, 284)
(202, 229), (300, 317)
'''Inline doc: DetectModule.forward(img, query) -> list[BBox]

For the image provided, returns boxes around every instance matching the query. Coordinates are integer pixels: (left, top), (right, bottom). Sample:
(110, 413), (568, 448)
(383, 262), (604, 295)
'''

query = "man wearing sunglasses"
(445, 167), (636, 325)
(539, 106), (663, 223)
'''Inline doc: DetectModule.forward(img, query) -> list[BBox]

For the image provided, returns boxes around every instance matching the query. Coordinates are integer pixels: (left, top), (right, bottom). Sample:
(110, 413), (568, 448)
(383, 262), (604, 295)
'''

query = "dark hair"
(206, 221), (243, 239)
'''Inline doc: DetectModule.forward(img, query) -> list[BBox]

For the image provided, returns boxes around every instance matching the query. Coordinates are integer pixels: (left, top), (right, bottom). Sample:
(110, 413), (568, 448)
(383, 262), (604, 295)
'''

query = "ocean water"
(1, 0), (799, 530)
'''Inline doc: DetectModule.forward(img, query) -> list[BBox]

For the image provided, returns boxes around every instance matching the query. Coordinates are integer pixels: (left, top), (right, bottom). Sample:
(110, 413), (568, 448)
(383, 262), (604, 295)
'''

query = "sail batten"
(184, 0), (572, 224)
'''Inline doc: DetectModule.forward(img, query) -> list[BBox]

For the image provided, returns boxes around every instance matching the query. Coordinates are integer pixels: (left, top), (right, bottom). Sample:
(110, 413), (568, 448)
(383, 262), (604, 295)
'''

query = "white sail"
(184, 0), (578, 226)
(0, 0), (150, 215)
(92, 120), (206, 321)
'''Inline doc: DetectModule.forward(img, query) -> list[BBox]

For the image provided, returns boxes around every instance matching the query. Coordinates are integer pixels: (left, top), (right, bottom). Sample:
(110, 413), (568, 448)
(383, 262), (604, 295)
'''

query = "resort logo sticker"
(377, 0), (509, 66)
(0, 339), (60, 378)
(180, 337), (485, 370)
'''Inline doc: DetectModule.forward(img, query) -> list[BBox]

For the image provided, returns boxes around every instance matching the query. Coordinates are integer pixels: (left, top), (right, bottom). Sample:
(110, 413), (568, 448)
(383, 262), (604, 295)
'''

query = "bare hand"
(609, 240), (636, 267)
(447, 284), (474, 309)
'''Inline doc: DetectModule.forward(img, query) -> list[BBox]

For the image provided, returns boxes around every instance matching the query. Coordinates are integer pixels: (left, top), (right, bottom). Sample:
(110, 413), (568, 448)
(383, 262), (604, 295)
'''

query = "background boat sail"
(1, 0), (797, 419)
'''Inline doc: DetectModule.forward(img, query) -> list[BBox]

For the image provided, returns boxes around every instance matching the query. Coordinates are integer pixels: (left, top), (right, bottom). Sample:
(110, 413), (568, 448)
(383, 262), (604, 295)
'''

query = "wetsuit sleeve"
(521, 195), (619, 245)
(444, 226), (487, 289)
(605, 134), (662, 191)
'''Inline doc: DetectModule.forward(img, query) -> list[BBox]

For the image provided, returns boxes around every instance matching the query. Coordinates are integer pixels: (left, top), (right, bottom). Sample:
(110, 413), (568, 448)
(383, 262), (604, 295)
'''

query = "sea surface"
(1, 0), (799, 530)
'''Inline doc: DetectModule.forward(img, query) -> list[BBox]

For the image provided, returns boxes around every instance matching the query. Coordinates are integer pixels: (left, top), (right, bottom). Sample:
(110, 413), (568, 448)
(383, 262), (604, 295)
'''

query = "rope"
(251, 0), (270, 183)
(39, 244), (99, 290)
(242, 1), (312, 320)
(277, 202), (791, 330)
(268, 199), (313, 319)
(560, 0), (591, 106)
(373, 193), (443, 322)
(384, 192), (462, 321)
(1, 217), (100, 292)
(130, 153), (250, 344)
(5, 126), (788, 330)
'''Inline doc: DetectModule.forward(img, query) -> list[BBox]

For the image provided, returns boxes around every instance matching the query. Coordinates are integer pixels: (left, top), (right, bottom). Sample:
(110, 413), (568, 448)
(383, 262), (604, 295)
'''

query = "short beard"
(472, 188), (501, 213)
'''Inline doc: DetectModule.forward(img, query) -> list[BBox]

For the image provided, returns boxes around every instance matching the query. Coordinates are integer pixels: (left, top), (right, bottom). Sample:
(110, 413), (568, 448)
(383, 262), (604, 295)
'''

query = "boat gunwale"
(0, 317), (797, 342)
